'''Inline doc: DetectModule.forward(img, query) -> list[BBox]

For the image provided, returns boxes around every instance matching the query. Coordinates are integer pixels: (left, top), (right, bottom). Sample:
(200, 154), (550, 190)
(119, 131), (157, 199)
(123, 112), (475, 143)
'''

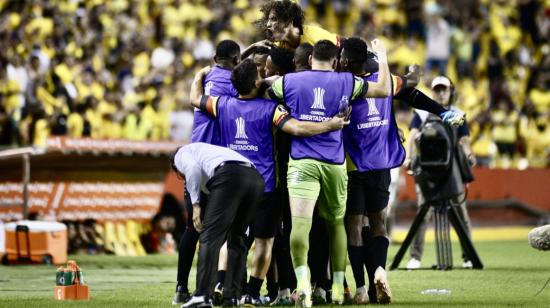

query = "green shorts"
(287, 158), (348, 222)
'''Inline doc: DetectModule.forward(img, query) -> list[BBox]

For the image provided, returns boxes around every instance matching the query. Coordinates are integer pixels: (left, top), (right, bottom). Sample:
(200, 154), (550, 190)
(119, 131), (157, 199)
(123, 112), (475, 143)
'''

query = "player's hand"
(371, 39), (387, 62)
(467, 153), (477, 167)
(441, 110), (465, 126)
(192, 204), (202, 232)
(252, 39), (274, 50)
(329, 112), (351, 130)
(404, 64), (421, 88)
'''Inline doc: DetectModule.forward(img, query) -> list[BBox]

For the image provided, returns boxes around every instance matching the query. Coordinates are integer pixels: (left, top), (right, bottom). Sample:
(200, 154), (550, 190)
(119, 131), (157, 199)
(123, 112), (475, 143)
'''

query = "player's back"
(191, 65), (238, 145)
(344, 72), (405, 171)
(216, 96), (278, 192)
(283, 70), (354, 164)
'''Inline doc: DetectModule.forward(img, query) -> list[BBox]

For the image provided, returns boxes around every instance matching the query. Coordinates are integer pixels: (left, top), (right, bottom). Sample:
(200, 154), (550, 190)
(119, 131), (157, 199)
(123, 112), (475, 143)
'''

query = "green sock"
(326, 218), (347, 272)
(290, 216), (312, 268)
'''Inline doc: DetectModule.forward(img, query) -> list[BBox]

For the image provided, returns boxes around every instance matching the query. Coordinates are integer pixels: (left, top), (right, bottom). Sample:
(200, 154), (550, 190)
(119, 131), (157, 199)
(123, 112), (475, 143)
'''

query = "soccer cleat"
(462, 260), (473, 269)
(294, 280), (312, 308)
(294, 290), (312, 308)
(374, 267), (392, 304)
(441, 110), (465, 126)
(344, 287), (353, 305)
(172, 291), (191, 305)
(311, 287), (327, 305)
(353, 286), (370, 305)
(406, 258), (421, 270)
(331, 283), (344, 305)
(181, 295), (212, 308)
(213, 282), (224, 306)
(270, 294), (292, 306)
(243, 294), (263, 307)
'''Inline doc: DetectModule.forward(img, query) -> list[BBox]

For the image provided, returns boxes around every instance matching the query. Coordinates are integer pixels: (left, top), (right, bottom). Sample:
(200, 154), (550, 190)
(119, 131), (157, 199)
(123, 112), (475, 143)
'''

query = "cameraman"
(404, 76), (476, 269)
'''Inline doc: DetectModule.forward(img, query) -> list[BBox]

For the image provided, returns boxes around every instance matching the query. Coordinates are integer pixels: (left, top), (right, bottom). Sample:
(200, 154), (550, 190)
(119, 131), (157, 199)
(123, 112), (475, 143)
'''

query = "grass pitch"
(0, 240), (549, 307)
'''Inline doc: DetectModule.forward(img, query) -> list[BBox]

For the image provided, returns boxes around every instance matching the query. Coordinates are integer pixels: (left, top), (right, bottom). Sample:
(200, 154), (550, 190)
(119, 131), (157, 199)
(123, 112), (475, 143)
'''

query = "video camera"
(411, 115), (464, 203)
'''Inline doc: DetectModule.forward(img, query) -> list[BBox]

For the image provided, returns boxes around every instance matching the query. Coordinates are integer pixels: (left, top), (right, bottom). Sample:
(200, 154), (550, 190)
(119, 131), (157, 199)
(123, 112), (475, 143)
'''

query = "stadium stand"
(0, 0), (547, 168)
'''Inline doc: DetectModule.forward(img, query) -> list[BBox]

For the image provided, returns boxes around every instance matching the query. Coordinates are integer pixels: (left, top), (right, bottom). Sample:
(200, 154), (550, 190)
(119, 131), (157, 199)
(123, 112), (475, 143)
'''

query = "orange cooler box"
(5, 220), (67, 264)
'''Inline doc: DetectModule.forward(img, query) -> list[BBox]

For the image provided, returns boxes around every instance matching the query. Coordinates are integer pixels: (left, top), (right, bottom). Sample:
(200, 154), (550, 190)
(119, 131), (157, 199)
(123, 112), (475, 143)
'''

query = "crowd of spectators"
(0, 0), (548, 168)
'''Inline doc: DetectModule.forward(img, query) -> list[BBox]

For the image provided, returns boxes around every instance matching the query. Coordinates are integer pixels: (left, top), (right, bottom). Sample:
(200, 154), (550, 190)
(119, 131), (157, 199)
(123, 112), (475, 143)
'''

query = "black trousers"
(195, 164), (264, 299)
(176, 190), (208, 291)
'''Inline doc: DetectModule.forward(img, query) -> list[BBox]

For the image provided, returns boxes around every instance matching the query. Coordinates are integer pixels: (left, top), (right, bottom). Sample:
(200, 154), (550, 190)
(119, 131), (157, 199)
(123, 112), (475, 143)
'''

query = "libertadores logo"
(235, 117), (248, 139)
(311, 87), (326, 110)
(367, 98), (380, 116)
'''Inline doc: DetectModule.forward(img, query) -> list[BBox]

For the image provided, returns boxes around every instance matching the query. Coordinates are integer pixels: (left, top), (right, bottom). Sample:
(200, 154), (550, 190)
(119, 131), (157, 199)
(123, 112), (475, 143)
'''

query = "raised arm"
(241, 40), (273, 60)
(189, 66), (211, 108)
(363, 39), (391, 98)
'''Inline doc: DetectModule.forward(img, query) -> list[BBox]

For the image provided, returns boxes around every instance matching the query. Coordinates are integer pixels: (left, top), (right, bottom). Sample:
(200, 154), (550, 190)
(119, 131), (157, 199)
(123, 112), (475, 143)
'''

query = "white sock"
(295, 265), (308, 282)
(332, 271), (345, 286)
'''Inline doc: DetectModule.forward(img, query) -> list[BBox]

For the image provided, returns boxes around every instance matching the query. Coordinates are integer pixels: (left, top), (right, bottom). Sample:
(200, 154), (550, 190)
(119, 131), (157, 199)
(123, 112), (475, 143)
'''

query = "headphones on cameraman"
(431, 76), (457, 105)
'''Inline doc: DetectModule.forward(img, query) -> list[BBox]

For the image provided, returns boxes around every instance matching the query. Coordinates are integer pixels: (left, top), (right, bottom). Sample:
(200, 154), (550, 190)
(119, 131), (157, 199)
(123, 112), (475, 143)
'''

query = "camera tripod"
(390, 199), (483, 270)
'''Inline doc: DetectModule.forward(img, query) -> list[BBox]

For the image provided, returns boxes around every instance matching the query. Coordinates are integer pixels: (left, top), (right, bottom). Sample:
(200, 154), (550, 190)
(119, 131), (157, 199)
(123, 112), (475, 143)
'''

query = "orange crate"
(54, 285), (90, 301)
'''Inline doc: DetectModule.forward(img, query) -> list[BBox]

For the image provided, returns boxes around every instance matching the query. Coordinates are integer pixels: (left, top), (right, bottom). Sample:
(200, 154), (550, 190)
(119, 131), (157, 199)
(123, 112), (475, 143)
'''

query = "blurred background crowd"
(0, 0), (548, 168)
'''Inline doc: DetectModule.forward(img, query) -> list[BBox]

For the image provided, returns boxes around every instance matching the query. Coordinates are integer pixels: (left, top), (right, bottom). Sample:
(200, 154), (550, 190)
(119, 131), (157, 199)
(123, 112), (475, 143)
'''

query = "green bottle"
(55, 267), (64, 286)
(77, 270), (84, 284)
(63, 270), (75, 286)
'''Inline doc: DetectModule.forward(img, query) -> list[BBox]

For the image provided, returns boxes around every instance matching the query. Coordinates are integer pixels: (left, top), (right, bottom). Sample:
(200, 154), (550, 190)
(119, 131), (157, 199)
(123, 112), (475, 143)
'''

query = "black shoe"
(222, 297), (241, 307)
(243, 294), (262, 307)
(172, 290), (191, 305)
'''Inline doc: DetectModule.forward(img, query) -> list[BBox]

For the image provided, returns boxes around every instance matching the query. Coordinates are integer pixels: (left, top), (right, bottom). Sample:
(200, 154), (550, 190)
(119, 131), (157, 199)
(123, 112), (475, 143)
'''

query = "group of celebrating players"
(169, 1), (465, 307)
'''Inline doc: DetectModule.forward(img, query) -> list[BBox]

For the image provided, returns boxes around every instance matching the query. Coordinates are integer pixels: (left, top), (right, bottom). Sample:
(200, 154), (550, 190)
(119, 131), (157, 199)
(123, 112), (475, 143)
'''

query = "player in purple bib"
(268, 39), (392, 306)
(339, 37), (465, 304)
(189, 59), (348, 306)
(191, 40), (240, 145)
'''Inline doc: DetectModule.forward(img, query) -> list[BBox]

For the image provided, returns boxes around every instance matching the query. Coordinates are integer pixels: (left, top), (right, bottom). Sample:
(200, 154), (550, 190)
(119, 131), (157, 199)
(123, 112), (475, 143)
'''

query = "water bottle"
(55, 267), (64, 286)
(63, 270), (75, 286)
(421, 289), (451, 295)
(76, 266), (84, 284)
(338, 96), (349, 117)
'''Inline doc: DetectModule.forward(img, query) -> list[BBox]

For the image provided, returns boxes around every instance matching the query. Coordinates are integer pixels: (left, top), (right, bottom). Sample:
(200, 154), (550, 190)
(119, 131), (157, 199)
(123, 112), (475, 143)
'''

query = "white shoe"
(353, 286), (369, 304)
(462, 260), (473, 269)
(295, 280), (312, 308)
(374, 267), (392, 304)
(406, 258), (421, 270)
(181, 296), (212, 308)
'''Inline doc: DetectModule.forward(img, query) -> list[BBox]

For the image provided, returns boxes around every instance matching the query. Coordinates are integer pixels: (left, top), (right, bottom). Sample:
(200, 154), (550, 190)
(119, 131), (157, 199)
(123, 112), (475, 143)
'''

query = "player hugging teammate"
(172, 1), (465, 307)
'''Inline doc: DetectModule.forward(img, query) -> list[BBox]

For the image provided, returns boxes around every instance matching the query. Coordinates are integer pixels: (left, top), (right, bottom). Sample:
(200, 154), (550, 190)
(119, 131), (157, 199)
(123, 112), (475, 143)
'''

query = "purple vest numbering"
(217, 96), (277, 192)
(191, 66), (238, 145)
(343, 72), (405, 171)
(283, 71), (354, 164)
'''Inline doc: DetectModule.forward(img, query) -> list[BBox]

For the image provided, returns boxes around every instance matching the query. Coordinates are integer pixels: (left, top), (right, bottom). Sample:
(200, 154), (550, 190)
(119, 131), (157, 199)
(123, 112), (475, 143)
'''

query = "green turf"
(0, 240), (549, 307)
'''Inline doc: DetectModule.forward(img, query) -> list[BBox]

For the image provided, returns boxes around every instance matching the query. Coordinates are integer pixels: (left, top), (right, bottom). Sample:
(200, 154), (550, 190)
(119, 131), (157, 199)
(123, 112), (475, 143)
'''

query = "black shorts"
(252, 191), (281, 239)
(346, 169), (391, 215)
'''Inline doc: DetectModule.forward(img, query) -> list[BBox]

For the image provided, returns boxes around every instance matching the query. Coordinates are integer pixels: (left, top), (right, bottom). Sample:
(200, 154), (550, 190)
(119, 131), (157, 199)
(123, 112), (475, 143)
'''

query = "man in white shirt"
(171, 143), (265, 308)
